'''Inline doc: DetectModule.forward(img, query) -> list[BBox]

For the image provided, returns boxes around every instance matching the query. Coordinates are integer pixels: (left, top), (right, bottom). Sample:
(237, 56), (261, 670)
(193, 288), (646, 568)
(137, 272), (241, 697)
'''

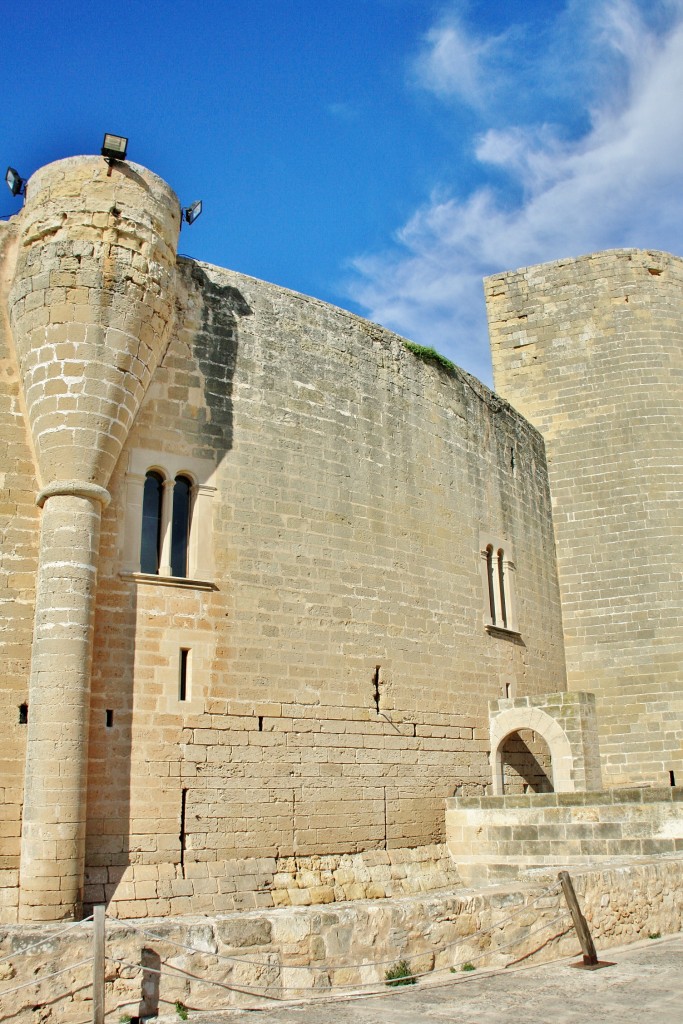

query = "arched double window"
(486, 545), (508, 629)
(121, 448), (217, 583)
(481, 535), (518, 634)
(140, 470), (193, 578)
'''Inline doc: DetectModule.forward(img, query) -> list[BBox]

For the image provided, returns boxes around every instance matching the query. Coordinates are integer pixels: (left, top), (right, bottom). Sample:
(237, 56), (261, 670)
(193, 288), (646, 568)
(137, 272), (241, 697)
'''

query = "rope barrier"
(0, 880), (570, 1014)
(108, 880), (562, 975)
(103, 905), (572, 1003)
(0, 915), (93, 964)
(105, 956), (277, 1000)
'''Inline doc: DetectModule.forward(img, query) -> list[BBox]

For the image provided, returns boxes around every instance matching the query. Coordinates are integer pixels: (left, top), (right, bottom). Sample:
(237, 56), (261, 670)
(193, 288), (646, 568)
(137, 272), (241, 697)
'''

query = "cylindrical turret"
(486, 249), (683, 789)
(10, 156), (180, 919)
(9, 156), (180, 488)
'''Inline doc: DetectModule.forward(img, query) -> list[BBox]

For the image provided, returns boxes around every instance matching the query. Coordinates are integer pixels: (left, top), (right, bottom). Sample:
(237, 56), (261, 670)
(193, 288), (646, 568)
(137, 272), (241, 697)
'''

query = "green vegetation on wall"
(403, 341), (456, 373)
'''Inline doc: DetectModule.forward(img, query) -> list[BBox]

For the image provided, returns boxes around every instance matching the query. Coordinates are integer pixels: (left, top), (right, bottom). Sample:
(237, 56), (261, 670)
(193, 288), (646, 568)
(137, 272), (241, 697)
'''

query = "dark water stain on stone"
(186, 261), (252, 457)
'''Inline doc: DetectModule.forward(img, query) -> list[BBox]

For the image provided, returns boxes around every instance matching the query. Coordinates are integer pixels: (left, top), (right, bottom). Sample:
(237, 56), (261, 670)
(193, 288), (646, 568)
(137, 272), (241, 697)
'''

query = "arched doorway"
(498, 729), (553, 794)
(490, 706), (576, 795)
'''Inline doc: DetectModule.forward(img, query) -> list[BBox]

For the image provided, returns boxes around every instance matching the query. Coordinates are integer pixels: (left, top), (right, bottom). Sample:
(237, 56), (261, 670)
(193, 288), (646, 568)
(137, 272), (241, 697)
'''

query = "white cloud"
(348, 1), (683, 385)
(412, 15), (509, 108)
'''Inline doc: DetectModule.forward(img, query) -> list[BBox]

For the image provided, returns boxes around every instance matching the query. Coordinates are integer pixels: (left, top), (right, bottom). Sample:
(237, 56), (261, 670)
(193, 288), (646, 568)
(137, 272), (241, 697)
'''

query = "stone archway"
(498, 728), (553, 794)
(490, 706), (575, 795)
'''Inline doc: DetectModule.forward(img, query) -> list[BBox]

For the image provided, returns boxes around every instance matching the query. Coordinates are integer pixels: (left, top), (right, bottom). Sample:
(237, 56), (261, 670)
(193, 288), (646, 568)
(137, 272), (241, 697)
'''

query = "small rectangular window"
(179, 648), (190, 701)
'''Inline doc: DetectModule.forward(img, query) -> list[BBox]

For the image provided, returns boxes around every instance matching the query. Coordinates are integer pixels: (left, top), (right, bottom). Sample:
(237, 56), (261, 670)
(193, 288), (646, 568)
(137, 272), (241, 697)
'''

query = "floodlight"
(183, 200), (203, 226)
(5, 167), (26, 197)
(101, 133), (128, 162)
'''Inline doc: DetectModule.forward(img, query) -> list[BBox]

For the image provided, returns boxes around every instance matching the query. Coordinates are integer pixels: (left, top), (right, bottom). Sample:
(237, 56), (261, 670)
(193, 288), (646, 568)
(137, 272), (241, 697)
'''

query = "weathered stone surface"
(1, 857), (681, 1023)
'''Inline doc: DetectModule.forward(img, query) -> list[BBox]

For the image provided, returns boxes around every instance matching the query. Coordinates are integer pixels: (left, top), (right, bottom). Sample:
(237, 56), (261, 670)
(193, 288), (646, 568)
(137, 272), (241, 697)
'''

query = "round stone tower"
(9, 156), (180, 919)
(486, 249), (683, 790)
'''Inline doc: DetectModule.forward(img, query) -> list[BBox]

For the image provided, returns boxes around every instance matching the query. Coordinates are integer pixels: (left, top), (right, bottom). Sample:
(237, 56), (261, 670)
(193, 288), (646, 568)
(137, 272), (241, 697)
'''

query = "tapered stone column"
(19, 486), (107, 919)
(9, 156), (180, 919)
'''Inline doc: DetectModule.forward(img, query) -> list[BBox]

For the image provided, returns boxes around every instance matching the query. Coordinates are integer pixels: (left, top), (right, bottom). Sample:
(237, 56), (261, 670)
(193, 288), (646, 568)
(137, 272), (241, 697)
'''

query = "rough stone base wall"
(84, 843), (461, 919)
(1, 858), (681, 1023)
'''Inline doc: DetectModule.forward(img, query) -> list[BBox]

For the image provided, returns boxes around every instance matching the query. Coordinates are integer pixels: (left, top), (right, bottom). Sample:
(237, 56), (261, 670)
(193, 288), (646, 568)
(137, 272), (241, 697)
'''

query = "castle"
(0, 155), (680, 923)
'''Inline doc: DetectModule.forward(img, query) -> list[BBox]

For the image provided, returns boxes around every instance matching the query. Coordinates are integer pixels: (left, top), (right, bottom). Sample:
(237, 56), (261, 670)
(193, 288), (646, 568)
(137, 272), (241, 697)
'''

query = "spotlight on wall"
(5, 167), (26, 197)
(182, 200), (203, 226)
(101, 133), (128, 162)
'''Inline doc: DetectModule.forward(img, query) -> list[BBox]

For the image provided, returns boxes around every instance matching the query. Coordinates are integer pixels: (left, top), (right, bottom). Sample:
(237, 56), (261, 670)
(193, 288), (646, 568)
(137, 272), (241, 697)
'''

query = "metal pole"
(558, 870), (598, 966)
(93, 905), (105, 1024)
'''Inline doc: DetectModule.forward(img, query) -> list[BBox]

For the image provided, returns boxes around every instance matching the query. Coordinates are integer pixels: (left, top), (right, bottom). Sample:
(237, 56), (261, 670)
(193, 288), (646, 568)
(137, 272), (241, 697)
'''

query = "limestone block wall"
(84, 843), (461, 919)
(446, 787), (683, 885)
(486, 249), (683, 788)
(1, 857), (682, 1022)
(80, 256), (566, 914)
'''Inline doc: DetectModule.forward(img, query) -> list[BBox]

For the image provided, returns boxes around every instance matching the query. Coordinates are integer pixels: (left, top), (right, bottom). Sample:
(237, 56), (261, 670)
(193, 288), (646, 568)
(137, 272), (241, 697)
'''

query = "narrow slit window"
(171, 475), (192, 578)
(486, 546), (496, 624)
(105, 709), (114, 728)
(497, 549), (508, 629)
(140, 470), (163, 574)
(179, 648), (190, 702)
(180, 788), (187, 876)
(19, 702), (28, 725)
(372, 666), (381, 713)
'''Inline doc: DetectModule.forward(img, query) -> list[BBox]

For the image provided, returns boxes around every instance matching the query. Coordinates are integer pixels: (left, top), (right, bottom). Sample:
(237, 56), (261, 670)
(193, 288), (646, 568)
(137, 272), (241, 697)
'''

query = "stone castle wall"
(0, 158), (567, 920)
(81, 260), (566, 915)
(1, 856), (682, 1021)
(486, 249), (683, 789)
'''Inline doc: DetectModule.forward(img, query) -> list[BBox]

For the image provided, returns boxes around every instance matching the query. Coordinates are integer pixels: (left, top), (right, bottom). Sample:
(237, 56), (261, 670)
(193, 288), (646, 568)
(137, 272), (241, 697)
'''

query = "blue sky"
(3, 0), (683, 383)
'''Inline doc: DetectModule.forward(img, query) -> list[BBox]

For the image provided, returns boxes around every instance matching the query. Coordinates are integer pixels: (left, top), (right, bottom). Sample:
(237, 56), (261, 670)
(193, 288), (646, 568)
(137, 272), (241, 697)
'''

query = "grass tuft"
(403, 341), (456, 373)
(385, 959), (416, 986)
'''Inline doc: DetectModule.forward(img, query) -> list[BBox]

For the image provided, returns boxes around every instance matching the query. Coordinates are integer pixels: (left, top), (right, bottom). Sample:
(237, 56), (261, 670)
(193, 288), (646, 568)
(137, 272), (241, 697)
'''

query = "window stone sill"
(485, 623), (522, 639)
(120, 572), (217, 591)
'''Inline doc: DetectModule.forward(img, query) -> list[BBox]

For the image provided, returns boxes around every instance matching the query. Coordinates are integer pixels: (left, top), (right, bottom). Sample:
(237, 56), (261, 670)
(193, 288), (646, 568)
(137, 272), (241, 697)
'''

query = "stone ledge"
(446, 788), (683, 885)
(120, 571), (217, 591)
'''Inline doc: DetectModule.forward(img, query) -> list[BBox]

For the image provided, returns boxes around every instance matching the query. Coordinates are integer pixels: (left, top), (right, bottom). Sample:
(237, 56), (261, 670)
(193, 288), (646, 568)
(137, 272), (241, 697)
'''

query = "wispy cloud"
(411, 13), (510, 108)
(348, 1), (683, 384)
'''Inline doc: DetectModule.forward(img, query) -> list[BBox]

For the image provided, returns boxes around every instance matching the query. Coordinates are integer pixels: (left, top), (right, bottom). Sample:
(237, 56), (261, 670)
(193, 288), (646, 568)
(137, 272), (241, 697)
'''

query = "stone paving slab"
(172, 935), (683, 1024)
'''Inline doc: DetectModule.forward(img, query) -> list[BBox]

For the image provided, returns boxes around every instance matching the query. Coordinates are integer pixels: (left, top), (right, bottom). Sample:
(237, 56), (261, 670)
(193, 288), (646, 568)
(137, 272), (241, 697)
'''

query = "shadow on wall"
(501, 729), (553, 794)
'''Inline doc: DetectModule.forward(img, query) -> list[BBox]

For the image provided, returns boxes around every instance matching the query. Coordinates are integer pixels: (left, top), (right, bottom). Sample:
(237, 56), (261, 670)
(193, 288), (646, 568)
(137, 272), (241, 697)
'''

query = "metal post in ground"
(93, 905), (105, 1024)
(558, 871), (614, 970)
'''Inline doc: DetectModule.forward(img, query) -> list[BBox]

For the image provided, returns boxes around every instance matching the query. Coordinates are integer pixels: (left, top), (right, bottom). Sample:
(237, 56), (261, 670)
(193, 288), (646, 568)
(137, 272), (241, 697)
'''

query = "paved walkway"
(175, 935), (683, 1024)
